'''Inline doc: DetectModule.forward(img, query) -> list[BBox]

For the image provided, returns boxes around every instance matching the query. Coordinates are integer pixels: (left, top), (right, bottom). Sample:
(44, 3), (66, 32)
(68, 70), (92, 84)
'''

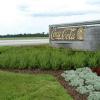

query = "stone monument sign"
(49, 20), (100, 51)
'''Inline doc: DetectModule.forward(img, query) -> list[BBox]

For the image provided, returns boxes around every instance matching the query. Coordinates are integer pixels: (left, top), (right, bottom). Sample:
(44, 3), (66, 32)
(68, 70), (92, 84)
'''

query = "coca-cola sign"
(50, 27), (85, 41)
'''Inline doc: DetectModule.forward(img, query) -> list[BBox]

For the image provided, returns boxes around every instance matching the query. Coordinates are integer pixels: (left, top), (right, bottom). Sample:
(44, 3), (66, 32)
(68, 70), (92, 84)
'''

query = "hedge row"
(0, 45), (100, 70)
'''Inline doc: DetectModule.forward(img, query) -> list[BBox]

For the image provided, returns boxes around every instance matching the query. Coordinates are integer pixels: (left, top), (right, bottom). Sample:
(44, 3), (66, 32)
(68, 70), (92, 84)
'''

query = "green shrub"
(0, 45), (99, 70)
(50, 51), (62, 70)
(37, 51), (51, 69)
(71, 53), (86, 68)
(88, 56), (98, 67)
(60, 55), (73, 70)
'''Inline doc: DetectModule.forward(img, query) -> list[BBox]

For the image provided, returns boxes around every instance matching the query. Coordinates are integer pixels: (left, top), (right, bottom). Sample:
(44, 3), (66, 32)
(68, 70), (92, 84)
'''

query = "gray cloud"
(17, 2), (100, 18)
(31, 11), (100, 17)
(32, 12), (87, 17)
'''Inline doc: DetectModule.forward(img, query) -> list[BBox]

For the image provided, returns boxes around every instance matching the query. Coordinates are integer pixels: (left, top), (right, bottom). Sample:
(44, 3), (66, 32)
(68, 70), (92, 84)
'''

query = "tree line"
(0, 32), (49, 38)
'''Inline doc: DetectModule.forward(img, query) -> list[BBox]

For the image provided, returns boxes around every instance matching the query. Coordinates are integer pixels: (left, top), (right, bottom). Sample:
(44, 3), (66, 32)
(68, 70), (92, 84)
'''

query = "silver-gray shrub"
(61, 67), (100, 99)
(88, 92), (100, 100)
(76, 86), (89, 94)
(70, 78), (84, 87)
(93, 82), (100, 91)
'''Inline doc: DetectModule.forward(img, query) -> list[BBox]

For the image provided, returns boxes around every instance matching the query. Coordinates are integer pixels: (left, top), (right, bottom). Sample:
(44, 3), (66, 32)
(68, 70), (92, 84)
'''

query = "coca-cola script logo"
(50, 27), (85, 41)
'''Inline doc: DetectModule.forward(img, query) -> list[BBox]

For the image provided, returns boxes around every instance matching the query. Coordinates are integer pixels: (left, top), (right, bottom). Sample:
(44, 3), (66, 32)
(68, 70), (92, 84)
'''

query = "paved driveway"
(0, 39), (49, 46)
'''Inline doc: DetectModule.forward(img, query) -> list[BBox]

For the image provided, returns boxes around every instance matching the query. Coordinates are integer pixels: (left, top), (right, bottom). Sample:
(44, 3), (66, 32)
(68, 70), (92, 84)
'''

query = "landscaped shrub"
(0, 54), (11, 68)
(61, 67), (100, 100)
(76, 85), (94, 94)
(37, 51), (51, 69)
(71, 53), (87, 68)
(61, 56), (74, 70)
(76, 86), (89, 94)
(70, 78), (84, 87)
(88, 92), (100, 100)
(27, 52), (39, 69)
(85, 85), (94, 92)
(50, 51), (62, 70)
(93, 82), (100, 91)
(0, 45), (99, 70)
(88, 56), (98, 67)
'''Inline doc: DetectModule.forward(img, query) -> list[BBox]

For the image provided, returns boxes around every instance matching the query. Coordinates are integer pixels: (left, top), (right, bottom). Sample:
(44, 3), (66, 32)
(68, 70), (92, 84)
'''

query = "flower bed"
(61, 67), (100, 100)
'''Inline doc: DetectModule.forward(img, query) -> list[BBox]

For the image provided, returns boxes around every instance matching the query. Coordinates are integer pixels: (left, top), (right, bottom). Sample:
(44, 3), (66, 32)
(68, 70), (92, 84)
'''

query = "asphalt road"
(0, 39), (49, 46)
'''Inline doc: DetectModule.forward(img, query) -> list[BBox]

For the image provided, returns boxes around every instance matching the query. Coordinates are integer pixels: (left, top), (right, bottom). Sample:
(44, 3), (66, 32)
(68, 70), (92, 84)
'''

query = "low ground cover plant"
(61, 67), (100, 100)
(0, 45), (99, 70)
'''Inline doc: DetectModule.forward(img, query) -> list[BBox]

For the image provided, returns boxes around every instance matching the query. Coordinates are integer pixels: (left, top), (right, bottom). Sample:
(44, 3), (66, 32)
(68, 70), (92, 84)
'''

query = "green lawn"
(0, 71), (73, 100)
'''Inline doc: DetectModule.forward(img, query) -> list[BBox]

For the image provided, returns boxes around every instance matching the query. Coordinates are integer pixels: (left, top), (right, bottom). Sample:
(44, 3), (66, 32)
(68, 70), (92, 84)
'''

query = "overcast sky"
(0, 0), (100, 35)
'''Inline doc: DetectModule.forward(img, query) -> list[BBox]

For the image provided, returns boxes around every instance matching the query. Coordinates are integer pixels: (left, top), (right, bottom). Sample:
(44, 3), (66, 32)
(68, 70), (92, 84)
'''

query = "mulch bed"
(0, 68), (87, 100)
(91, 67), (100, 76)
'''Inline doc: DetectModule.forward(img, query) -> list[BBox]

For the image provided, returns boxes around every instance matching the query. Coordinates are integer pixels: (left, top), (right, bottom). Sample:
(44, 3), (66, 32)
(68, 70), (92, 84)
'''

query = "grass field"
(0, 45), (100, 70)
(0, 71), (72, 100)
(0, 37), (48, 40)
